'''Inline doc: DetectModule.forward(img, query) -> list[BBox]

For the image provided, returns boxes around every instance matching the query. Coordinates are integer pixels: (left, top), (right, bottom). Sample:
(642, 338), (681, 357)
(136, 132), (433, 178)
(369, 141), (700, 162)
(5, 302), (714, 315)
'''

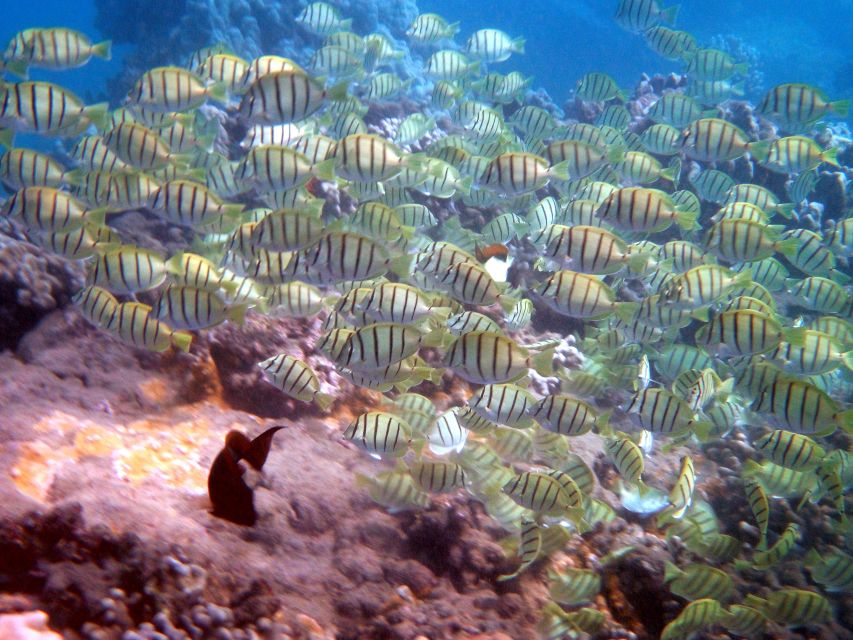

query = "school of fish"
(1, 0), (851, 637)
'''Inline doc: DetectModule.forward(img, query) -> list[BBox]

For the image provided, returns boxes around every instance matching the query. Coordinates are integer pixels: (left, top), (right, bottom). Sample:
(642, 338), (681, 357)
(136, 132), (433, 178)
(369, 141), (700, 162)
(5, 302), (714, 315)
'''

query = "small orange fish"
(475, 243), (510, 262)
(207, 426), (285, 526)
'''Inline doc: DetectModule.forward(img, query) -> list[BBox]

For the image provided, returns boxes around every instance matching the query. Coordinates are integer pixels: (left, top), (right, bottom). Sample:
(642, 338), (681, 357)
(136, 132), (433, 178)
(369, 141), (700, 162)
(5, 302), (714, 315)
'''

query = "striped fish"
(752, 523), (800, 570)
(625, 388), (704, 434)
(295, 2), (352, 35)
(667, 456), (696, 519)
(342, 411), (412, 458)
(787, 276), (850, 315)
(0, 148), (69, 189)
(605, 434), (644, 483)
(0, 81), (108, 137)
(502, 471), (582, 518)
(684, 48), (747, 80)
(763, 135), (839, 173)
(106, 302), (192, 352)
(534, 270), (619, 319)
(745, 589), (832, 626)
(4, 186), (104, 232)
(425, 50), (479, 80)
(355, 469), (429, 512)
(664, 562), (734, 602)
(446, 311), (503, 336)
(660, 264), (751, 309)
(498, 519), (541, 581)
(153, 285), (246, 330)
(596, 187), (697, 233)
(258, 354), (333, 409)
(72, 285), (119, 328)
(543, 225), (638, 275)
(696, 309), (790, 356)
(5, 27), (111, 71)
(336, 322), (444, 372)
(575, 72), (626, 102)
(758, 83), (849, 126)
(548, 567), (601, 606)
(643, 26), (697, 59)
(804, 548), (853, 592)
(751, 378), (853, 435)
(239, 70), (337, 125)
(531, 394), (609, 436)
(250, 208), (326, 251)
(88, 245), (168, 294)
(197, 53), (250, 93)
(681, 118), (767, 162)
(128, 66), (225, 112)
(103, 122), (178, 171)
(410, 461), (466, 493)
(771, 329), (852, 375)
(465, 28), (524, 63)
(469, 383), (536, 428)
(444, 331), (553, 384)
(70, 136), (132, 173)
(725, 183), (794, 218)
(660, 599), (725, 640)
(647, 93), (707, 127)
(615, 0), (679, 32)
(149, 179), (243, 227)
(406, 13), (460, 44)
(479, 152), (568, 195)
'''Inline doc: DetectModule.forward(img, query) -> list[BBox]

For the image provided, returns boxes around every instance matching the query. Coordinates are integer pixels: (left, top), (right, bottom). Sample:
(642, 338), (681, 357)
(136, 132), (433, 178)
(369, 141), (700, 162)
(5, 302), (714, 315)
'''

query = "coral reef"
(0, 226), (84, 351)
(95, 0), (418, 101)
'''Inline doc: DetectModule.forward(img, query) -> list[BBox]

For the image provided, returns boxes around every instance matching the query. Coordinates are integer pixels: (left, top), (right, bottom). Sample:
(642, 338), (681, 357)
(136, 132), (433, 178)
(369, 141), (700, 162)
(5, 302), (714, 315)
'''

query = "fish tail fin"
(596, 410), (612, 433)
(325, 80), (350, 102)
(660, 4), (680, 25)
(512, 37), (526, 54)
(499, 294), (519, 314)
(171, 331), (193, 353)
(731, 268), (753, 289)
(773, 203), (795, 219)
(614, 301), (640, 324)
(222, 203), (245, 219)
(92, 40), (113, 61)
(730, 80), (745, 96)
(690, 306), (710, 323)
(530, 347), (555, 377)
(340, 18), (353, 31)
(733, 62), (749, 76)
(420, 326), (451, 349)
(659, 165), (679, 185)
(0, 128), (13, 149)
(86, 207), (108, 227)
(312, 158), (337, 182)
(3, 59), (29, 78)
(842, 350), (853, 372)
(774, 237), (800, 260)
(228, 303), (249, 326)
(803, 547), (823, 568)
(82, 102), (110, 130)
(388, 253), (414, 278)
(206, 81), (229, 105)
(548, 160), (570, 182)
(675, 209), (699, 231)
(314, 392), (335, 412)
(821, 146), (840, 167)
(607, 144), (626, 164)
(830, 99), (850, 118)
(457, 175), (473, 195)
(837, 408), (853, 434)
(446, 22), (461, 38)
(747, 140), (770, 163)
(663, 560), (682, 583)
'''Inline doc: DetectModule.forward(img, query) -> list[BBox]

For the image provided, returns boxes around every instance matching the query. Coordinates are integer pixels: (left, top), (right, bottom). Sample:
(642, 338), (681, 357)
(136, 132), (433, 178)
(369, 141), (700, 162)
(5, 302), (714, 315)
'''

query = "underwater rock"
(0, 231), (84, 351)
(0, 611), (63, 640)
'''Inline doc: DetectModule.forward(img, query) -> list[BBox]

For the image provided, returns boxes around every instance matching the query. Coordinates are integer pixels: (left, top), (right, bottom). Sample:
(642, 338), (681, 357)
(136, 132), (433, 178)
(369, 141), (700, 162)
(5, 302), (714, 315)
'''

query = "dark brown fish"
(207, 426), (285, 526)
(475, 243), (510, 262)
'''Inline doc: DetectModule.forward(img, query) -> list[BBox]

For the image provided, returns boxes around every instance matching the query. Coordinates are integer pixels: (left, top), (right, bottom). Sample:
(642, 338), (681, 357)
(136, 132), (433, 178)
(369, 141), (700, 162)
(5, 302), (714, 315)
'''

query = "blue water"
(419, 0), (853, 108)
(2, 0), (852, 115)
